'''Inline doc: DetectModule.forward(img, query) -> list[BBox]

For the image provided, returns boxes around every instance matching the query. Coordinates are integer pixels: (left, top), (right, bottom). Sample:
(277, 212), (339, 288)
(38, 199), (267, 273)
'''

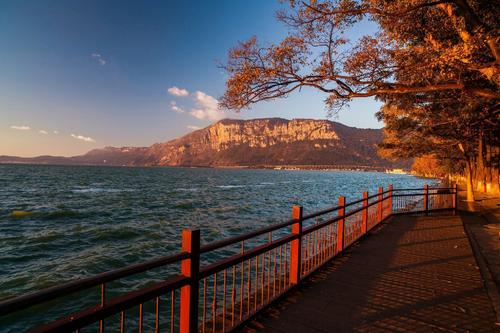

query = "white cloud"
(71, 134), (95, 143)
(91, 53), (106, 66)
(170, 101), (184, 113)
(187, 125), (201, 131)
(39, 130), (48, 135)
(189, 91), (226, 121)
(10, 125), (30, 130)
(53, 130), (59, 134)
(168, 86), (189, 97)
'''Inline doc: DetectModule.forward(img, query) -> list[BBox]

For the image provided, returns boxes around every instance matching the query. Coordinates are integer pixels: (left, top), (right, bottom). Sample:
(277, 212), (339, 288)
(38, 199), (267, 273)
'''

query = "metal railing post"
(337, 196), (345, 253)
(377, 187), (383, 223)
(290, 205), (303, 285)
(424, 184), (429, 214)
(361, 191), (368, 234)
(388, 184), (393, 216)
(180, 229), (200, 333)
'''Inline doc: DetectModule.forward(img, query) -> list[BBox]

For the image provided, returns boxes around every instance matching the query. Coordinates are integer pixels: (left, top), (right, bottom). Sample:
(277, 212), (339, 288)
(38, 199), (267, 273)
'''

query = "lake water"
(0, 165), (433, 331)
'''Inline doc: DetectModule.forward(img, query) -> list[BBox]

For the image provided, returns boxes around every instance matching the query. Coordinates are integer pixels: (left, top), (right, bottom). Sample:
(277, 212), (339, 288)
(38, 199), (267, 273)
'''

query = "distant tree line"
(221, 0), (499, 201)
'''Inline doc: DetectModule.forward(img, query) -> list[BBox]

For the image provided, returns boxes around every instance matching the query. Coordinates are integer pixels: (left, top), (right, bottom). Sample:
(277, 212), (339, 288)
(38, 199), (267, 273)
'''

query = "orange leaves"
(221, 0), (499, 113)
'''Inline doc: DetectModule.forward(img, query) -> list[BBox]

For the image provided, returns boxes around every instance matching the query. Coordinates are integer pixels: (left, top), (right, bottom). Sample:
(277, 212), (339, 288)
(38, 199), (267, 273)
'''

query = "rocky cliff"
(0, 118), (407, 168)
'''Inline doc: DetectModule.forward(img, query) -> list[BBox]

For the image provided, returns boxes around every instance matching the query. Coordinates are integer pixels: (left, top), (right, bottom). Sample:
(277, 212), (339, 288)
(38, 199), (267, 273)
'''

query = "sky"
(0, 0), (382, 157)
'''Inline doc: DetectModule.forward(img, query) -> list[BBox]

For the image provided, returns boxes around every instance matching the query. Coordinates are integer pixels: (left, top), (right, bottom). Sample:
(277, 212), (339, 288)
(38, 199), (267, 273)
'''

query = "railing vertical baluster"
(180, 229), (200, 333)
(247, 258), (251, 314)
(388, 185), (393, 216)
(254, 256), (258, 311)
(155, 296), (160, 333)
(120, 311), (125, 333)
(319, 228), (323, 263)
(267, 250), (271, 302)
(273, 247), (277, 297)
(100, 283), (105, 333)
(312, 230), (317, 268)
(231, 266), (236, 328)
(171, 290), (175, 333)
(222, 270), (227, 333)
(202, 280), (206, 333)
(337, 196), (345, 253)
(138, 303), (143, 333)
(315, 230), (320, 267)
(283, 243), (288, 288)
(309, 233), (313, 271)
(212, 274), (217, 333)
(239, 241), (244, 321)
(424, 184), (429, 214)
(278, 245), (283, 293)
(260, 254), (265, 304)
(306, 234), (310, 273)
(378, 187), (383, 223)
(328, 223), (333, 258)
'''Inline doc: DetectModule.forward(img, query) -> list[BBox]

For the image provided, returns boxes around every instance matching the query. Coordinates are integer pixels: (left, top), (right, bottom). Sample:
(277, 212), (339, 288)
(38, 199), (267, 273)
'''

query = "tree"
(221, 0), (499, 113)
(221, 0), (500, 200)
(377, 91), (499, 201)
(412, 155), (450, 178)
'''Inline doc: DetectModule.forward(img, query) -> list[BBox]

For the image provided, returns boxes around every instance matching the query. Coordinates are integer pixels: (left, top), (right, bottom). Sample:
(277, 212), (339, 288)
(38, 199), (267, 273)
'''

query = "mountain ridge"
(0, 118), (408, 169)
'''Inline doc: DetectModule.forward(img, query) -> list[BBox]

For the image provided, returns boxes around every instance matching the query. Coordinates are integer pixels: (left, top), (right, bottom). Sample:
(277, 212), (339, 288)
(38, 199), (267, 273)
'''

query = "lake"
(0, 164), (433, 331)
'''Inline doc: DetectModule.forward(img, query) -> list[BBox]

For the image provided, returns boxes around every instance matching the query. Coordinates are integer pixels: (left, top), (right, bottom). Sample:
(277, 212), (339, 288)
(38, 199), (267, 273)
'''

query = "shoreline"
(0, 162), (408, 173)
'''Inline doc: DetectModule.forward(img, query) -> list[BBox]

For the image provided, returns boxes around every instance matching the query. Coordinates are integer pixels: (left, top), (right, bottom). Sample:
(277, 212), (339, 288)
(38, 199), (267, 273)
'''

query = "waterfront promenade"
(240, 210), (500, 332)
(3, 186), (499, 332)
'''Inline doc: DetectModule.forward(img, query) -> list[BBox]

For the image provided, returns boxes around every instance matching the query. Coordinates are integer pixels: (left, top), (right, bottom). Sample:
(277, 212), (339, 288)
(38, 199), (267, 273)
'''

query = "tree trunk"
(465, 158), (475, 202)
(476, 133), (485, 192)
(492, 145), (500, 194)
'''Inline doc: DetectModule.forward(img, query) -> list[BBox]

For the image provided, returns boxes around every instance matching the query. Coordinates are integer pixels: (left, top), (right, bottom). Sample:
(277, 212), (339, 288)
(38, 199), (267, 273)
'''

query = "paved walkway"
(461, 194), (500, 287)
(240, 213), (499, 332)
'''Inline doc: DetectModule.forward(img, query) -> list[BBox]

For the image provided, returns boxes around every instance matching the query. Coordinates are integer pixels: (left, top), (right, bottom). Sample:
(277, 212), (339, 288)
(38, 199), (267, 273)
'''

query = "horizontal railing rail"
(0, 251), (189, 316)
(0, 183), (458, 333)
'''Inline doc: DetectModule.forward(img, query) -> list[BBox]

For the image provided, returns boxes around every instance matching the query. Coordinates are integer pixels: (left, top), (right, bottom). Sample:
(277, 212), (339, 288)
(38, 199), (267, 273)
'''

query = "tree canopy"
(221, 0), (500, 199)
(221, 0), (499, 112)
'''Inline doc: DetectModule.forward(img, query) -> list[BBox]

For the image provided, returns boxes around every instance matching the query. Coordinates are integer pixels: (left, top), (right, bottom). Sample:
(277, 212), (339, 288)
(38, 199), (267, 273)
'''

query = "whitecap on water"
(216, 185), (246, 189)
(72, 187), (134, 194)
(175, 188), (199, 192)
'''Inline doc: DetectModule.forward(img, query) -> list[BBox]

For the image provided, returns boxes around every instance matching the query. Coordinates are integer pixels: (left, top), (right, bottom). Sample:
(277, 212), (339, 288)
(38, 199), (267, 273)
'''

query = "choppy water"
(0, 165), (433, 331)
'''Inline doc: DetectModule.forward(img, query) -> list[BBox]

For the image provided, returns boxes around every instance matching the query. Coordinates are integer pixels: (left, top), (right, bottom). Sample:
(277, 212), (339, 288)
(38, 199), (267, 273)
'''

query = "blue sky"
(0, 0), (382, 157)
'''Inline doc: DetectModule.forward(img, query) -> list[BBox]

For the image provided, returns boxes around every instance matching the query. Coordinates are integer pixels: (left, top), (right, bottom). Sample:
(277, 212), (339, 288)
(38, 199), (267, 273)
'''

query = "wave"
(173, 202), (195, 209)
(93, 227), (142, 241)
(72, 187), (135, 194)
(43, 209), (82, 220)
(8, 209), (84, 220)
(216, 185), (246, 189)
(175, 187), (199, 192)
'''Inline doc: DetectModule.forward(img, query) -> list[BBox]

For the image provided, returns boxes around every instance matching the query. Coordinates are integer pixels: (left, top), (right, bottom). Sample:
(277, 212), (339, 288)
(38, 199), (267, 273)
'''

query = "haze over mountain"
(0, 118), (407, 169)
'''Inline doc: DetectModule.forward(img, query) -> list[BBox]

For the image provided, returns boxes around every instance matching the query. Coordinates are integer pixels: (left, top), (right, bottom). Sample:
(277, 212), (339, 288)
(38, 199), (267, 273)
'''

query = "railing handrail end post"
(337, 196), (346, 253)
(290, 205), (303, 284)
(180, 229), (200, 333)
(424, 184), (429, 214)
(362, 191), (368, 234)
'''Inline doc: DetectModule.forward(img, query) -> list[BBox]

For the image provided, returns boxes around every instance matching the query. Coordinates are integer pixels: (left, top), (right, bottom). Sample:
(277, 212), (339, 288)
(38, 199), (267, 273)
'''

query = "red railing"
(0, 184), (458, 333)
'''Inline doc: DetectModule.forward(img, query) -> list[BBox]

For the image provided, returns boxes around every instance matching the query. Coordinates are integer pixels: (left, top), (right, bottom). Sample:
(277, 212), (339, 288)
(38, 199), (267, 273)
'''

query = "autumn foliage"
(222, 0), (499, 200)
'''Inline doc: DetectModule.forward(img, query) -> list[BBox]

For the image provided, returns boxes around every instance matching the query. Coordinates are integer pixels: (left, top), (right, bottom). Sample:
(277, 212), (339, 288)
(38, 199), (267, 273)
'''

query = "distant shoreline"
(0, 162), (408, 173)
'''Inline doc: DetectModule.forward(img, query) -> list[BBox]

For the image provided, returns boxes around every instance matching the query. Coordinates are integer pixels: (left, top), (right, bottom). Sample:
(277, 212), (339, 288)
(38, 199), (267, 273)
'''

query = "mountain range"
(0, 118), (408, 169)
